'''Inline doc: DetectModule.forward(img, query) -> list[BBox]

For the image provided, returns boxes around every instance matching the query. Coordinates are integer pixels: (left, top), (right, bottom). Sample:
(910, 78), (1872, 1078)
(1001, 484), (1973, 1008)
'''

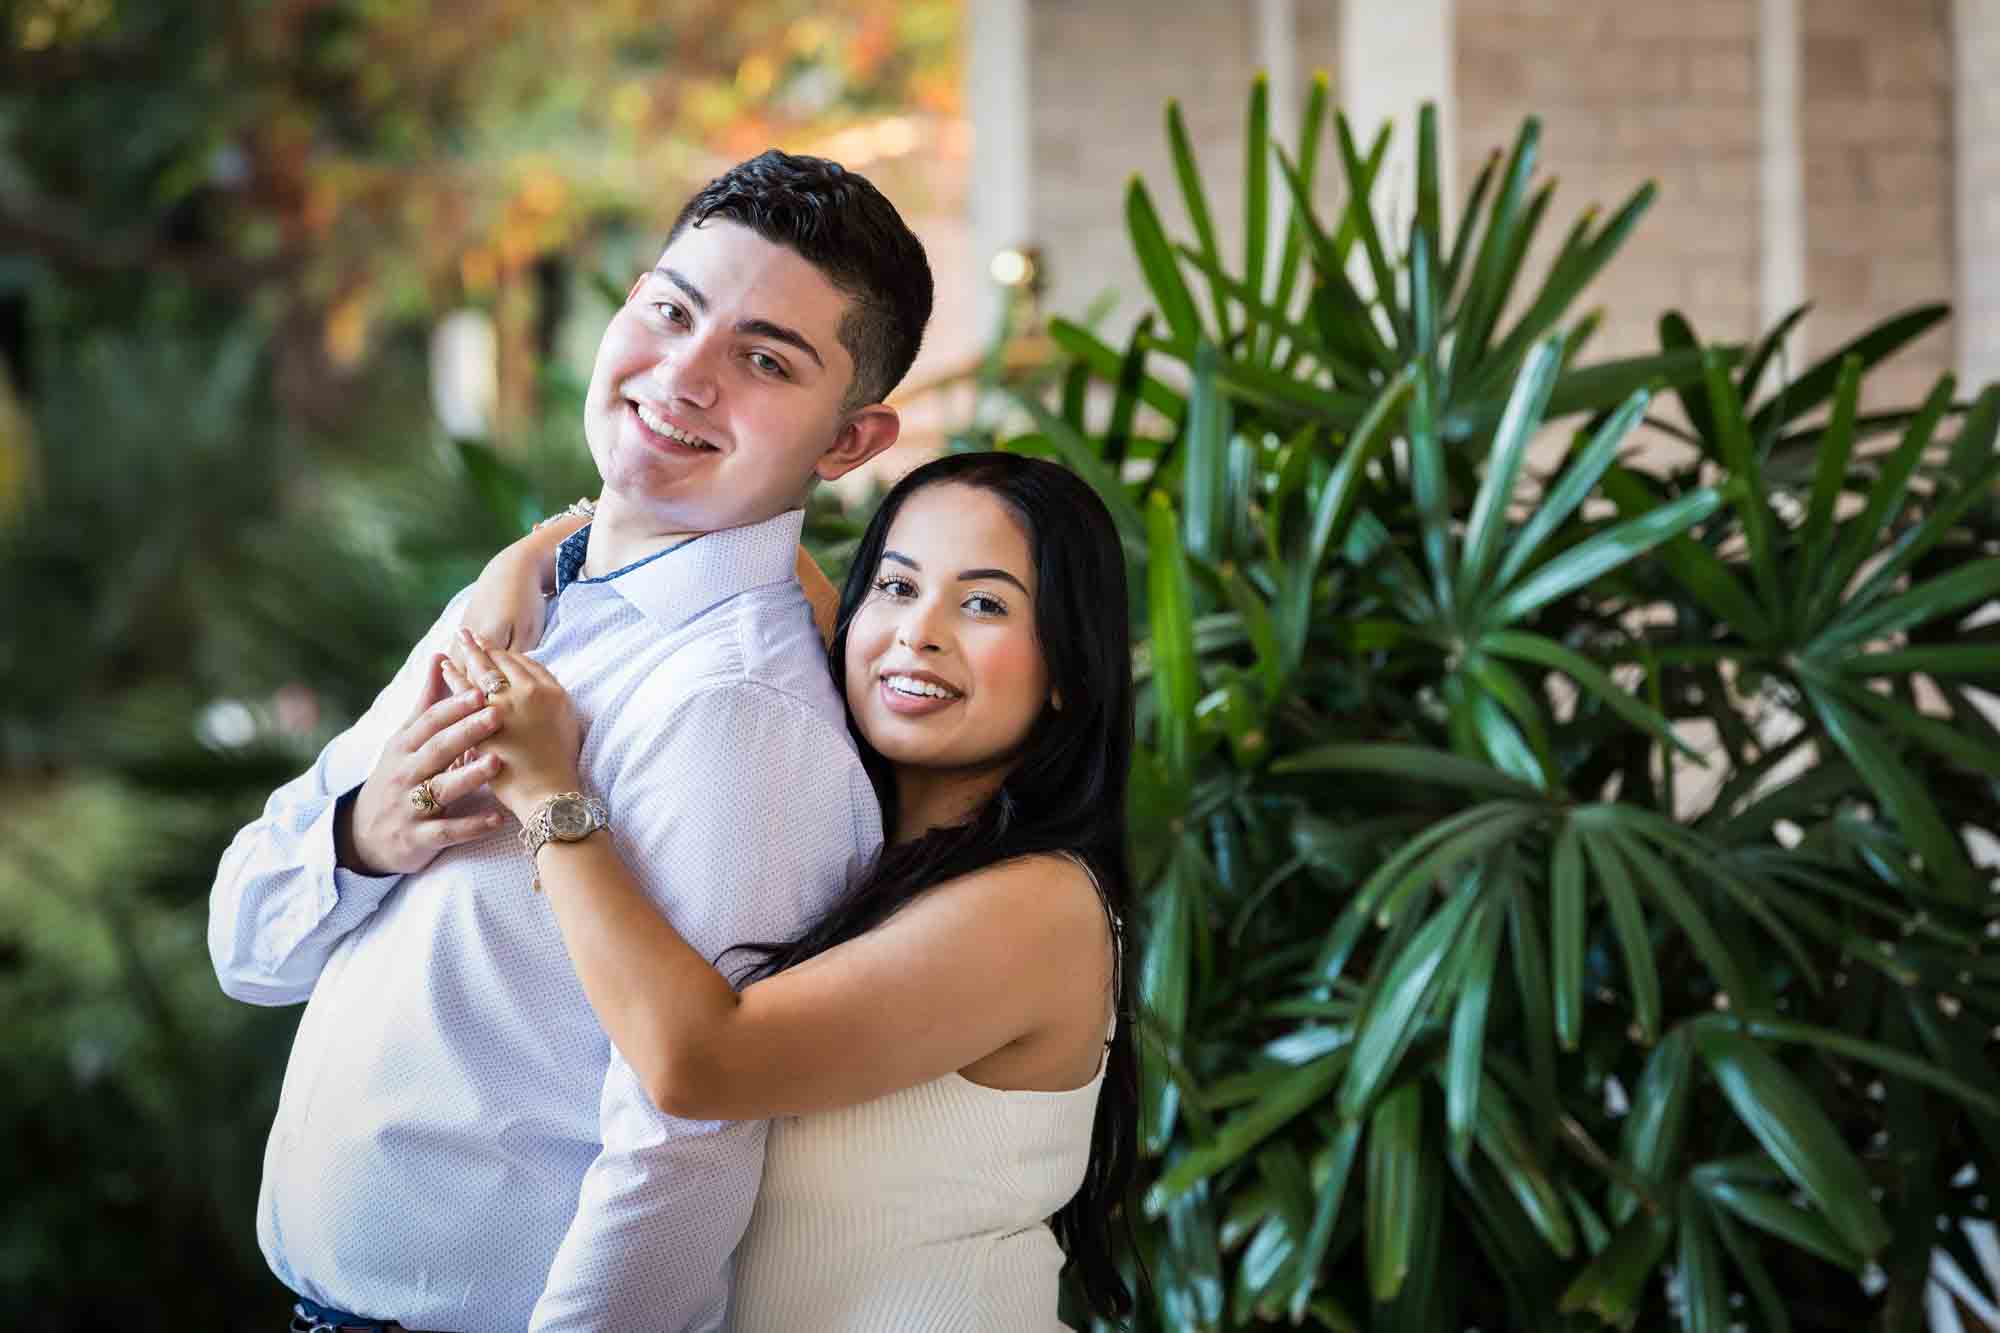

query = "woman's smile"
(878, 669), (965, 716)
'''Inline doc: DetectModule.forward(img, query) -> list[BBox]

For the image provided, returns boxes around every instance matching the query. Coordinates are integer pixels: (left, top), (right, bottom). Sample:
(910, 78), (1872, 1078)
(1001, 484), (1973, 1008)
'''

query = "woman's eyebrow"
(882, 551), (1029, 595)
(957, 567), (1029, 595)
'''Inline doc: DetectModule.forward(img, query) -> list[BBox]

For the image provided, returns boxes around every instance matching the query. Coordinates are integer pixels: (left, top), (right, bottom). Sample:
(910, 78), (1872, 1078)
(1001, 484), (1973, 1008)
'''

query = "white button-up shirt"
(208, 509), (882, 1332)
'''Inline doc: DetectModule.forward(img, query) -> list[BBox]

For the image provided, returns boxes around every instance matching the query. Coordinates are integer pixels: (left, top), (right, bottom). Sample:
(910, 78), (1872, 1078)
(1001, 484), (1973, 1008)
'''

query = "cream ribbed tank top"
(725, 1042), (1108, 1331)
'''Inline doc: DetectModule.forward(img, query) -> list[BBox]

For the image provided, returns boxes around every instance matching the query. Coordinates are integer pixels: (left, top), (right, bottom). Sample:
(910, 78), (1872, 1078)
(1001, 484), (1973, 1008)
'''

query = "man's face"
(582, 219), (877, 534)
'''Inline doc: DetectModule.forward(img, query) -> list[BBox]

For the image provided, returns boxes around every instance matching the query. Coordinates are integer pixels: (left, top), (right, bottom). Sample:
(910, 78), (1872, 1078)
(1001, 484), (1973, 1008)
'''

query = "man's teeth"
(885, 674), (961, 701)
(635, 403), (716, 450)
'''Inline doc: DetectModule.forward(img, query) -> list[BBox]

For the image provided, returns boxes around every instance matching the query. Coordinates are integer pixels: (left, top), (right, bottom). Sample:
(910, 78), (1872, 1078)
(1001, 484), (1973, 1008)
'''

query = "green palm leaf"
(1147, 492), (1200, 787)
(1181, 340), (1232, 565)
(1558, 1210), (1673, 1329)
(1486, 486), (1723, 625)
(1166, 99), (1233, 340)
(1809, 373), (1955, 626)
(1146, 1047), (1347, 1211)
(1458, 337), (1564, 606)
(1366, 1082), (1428, 1303)
(1141, 843), (1199, 1155)
(1490, 387), (1650, 591)
(1747, 303), (1950, 439)
(1614, 1027), (1691, 1223)
(1446, 892), (1506, 1154)
(1578, 828), (1662, 1043)
(1335, 111), (1406, 347)
(1694, 1026), (1893, 1259)
(1340, 881), (1482, 1117)
(1549, 819), (1587, 1050)
(1802, 680), (1976, 901)
(1128, 175), (1203, 348)
(1678, 1188), (1731, 1333)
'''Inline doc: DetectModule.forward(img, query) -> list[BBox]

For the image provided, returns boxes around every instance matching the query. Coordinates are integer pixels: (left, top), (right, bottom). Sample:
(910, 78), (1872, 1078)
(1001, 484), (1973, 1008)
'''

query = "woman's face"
(844, 482), (1053, 778)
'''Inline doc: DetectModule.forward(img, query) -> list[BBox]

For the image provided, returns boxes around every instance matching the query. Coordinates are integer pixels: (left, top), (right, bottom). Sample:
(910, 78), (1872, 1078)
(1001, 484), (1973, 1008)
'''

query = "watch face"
(548, 796), (593, 840)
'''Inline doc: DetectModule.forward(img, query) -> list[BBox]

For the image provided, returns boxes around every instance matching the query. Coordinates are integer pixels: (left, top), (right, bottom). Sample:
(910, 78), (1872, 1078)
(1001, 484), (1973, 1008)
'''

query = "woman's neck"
(891, 767), (1007, 845)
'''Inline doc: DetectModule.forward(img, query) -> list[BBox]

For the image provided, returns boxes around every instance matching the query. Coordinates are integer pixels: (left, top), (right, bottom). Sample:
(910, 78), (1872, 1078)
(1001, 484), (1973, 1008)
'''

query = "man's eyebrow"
(649, 268), (826, 370)
(654, 266), (707, 312)
(738, 318), (825, 370)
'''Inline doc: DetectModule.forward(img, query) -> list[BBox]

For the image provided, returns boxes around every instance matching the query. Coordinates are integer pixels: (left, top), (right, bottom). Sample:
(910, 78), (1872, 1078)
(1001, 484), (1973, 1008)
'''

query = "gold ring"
(409, 780), (443, 815)
(480, 672), (509, 698)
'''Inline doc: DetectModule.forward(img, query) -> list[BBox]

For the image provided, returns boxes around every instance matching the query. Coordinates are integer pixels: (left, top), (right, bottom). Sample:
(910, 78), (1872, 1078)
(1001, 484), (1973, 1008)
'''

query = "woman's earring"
(1051, 690), (1064, 712)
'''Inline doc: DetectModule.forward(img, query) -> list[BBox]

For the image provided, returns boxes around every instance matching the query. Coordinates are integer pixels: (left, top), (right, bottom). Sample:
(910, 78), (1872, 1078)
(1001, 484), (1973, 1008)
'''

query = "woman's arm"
(461, 506), (592, 651)
(794, 545), (841, 646)
(534, 817), (1108, 1120)
(447, 639), (1112, 1121)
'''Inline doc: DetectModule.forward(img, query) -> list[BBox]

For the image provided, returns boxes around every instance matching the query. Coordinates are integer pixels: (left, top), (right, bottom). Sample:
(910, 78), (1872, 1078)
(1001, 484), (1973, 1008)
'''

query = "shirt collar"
(553, 508), (807, 632)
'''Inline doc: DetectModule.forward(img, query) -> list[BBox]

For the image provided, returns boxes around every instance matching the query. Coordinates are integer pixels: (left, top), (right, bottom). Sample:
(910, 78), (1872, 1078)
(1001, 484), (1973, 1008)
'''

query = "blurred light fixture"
(196, 699), (259, 750)
(989, 248), (1034, 288)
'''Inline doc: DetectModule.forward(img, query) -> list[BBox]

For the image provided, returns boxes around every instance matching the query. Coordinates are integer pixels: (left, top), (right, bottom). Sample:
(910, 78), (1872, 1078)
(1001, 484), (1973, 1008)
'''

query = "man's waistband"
(291, 1296), (440, 1332)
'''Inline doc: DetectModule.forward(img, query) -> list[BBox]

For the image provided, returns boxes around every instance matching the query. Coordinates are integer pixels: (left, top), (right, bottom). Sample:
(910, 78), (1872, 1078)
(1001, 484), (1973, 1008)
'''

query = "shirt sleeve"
(529, 680), (880, 1333)
(206, 590), (472, 1006)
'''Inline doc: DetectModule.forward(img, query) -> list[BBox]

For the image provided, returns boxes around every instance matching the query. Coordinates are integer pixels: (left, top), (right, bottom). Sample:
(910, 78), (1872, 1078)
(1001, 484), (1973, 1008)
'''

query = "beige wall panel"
(1027, 0), (1262, 330)
(1456, 0), (1764, 371)
(1801, 0), (1955, 409)
(1954, 0), (2000, 387)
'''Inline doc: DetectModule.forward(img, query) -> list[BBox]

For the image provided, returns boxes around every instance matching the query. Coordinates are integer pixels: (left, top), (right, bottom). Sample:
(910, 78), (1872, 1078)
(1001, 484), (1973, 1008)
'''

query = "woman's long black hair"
(731, 451), (1139, 1319)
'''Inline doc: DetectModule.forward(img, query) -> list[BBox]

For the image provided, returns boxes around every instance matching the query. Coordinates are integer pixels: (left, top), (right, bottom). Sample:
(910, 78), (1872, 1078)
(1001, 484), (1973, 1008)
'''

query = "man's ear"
(816, 404), (902, 482)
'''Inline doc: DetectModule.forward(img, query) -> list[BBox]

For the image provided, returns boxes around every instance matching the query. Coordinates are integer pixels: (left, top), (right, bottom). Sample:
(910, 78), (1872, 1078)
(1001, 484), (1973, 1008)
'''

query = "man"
(209, 151), (930, 1331)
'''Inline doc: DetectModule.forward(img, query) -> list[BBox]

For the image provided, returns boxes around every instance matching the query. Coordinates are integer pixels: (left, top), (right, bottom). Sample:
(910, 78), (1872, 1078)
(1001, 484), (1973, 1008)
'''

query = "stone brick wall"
(1024, 0), (1282, 333)
(1009, 1), (1970, 413)
(1455, 0), (1765, 365)
(1801, 0), (1955, 409)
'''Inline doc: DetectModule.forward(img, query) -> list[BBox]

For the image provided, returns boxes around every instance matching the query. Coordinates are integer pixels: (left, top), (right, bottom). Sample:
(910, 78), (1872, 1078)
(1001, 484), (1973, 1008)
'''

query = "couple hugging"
(209, 151), (1137, 1332)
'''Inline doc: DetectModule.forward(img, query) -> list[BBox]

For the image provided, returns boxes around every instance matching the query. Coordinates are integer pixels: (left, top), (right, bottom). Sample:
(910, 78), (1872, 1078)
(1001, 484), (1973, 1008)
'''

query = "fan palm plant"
(1025, 78), (2000, 1332)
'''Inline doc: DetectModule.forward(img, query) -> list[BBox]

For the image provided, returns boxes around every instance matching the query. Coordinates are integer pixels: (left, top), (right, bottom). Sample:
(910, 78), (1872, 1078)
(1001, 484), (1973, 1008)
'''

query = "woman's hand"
(463, 543), (554, 654)
(444, 629), (585, 821)
(462, 510), (588, 652)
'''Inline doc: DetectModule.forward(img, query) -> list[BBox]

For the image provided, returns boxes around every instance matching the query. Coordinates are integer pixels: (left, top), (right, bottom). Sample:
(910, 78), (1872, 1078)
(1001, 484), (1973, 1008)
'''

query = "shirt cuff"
(318, 787), (403, 935)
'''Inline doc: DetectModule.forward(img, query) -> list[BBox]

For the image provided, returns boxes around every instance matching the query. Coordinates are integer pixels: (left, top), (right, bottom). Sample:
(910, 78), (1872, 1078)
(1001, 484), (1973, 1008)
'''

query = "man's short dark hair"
(666, 150), (933, 411)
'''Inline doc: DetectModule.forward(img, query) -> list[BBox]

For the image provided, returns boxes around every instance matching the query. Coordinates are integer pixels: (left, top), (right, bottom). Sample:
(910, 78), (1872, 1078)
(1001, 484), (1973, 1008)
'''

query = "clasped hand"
(336, 628), (586, 876)
(440, 628), (586, 820)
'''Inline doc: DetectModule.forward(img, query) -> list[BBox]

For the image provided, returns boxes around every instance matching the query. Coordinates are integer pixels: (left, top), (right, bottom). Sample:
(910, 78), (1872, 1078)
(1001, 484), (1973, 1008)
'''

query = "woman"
(452, 452), (1137, 1330)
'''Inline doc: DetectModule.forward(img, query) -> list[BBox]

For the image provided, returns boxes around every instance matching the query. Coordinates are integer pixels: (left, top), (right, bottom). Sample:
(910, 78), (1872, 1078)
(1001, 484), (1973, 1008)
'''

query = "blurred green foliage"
(1, 1), (944, 1324)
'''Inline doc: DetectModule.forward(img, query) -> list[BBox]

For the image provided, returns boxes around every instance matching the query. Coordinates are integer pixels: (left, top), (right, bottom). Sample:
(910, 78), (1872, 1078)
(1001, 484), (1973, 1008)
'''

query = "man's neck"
(579, 494), (701, 580)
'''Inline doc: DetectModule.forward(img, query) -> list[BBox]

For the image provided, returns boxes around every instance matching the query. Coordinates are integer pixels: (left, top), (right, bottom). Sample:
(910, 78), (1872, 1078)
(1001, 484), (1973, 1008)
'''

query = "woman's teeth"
(884, 674), (961, 700)
(635, 402), (716, 450)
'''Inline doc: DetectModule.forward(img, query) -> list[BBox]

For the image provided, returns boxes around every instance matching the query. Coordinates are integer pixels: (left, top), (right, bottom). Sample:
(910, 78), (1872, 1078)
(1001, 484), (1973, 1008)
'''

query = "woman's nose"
(896, 609), (945, 653)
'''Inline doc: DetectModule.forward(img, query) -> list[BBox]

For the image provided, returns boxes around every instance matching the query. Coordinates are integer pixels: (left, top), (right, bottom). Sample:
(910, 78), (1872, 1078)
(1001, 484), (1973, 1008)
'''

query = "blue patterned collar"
(554, 526), (697, 593)
(552, 508), (807, 631)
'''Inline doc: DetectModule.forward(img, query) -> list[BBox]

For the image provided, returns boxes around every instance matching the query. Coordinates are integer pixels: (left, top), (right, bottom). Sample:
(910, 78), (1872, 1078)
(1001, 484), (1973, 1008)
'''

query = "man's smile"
(629, 400), (720, 452)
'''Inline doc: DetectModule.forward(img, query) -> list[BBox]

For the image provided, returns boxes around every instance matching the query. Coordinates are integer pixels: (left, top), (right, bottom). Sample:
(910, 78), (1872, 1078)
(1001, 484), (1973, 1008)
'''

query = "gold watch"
(519, 791), (609, 891)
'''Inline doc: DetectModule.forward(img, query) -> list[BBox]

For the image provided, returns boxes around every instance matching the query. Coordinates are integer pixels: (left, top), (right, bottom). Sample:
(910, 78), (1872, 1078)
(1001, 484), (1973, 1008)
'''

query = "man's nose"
(655, 334), (721, 411)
